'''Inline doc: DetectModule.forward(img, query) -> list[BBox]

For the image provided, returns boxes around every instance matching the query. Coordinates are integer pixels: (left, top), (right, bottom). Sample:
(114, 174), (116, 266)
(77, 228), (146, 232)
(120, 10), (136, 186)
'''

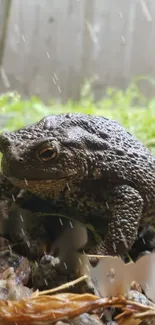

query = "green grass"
(0, 80), (155, 154)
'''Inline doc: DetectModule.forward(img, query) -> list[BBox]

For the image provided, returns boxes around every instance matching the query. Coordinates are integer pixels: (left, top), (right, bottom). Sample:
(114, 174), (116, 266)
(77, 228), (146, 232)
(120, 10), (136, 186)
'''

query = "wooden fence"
(0, 0), (155, 102)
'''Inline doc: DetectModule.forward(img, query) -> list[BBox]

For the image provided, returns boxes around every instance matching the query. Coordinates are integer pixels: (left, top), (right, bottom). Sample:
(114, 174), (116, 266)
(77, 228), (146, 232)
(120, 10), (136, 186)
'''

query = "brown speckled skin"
(0, 113), (155, 256)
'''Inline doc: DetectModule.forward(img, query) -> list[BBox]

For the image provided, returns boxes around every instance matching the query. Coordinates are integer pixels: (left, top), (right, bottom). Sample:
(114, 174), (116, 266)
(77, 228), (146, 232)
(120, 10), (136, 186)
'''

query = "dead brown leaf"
(81, 253), (155, 302)
(117, 315), (141, 325)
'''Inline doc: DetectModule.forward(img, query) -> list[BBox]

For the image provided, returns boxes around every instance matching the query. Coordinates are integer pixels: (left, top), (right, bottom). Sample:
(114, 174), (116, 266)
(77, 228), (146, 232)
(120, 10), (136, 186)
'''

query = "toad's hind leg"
(88, 185), (144, 257)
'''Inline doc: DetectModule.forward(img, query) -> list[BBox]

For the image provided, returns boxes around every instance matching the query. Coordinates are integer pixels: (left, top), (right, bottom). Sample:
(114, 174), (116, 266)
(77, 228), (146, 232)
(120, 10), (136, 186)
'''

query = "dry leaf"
(80, 255), (136, 297)
(80, 253), (155, 302)
(0, 284), (154, 325)
(117, 315), (141, 325)
(0, 293), (105, 325)
(133, 253), (155, 302)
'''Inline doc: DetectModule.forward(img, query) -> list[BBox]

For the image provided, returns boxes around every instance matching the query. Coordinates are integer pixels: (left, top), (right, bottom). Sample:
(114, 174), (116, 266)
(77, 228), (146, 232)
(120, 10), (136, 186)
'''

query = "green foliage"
(0, 80), (155, 154)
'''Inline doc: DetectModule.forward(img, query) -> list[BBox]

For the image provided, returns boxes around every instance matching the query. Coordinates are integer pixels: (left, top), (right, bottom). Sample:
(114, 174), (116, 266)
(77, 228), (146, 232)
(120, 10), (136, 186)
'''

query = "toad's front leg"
(88, 185), (144, 257)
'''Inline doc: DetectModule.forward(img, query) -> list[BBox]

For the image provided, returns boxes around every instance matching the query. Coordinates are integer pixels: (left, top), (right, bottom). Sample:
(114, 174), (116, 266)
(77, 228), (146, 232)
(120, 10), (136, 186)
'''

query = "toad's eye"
(38, 145), (57, 162)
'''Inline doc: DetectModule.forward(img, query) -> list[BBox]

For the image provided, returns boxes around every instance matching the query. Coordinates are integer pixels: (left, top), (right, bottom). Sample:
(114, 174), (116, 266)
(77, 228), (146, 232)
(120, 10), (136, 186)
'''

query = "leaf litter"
(0, 253), (155, 324)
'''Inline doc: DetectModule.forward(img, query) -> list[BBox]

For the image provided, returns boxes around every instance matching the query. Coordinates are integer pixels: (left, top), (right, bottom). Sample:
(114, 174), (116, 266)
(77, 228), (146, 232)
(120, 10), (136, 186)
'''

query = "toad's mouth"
(8, 174), (76, 189)
(9, 177), (63, 186)
(8, 177), (71, 198)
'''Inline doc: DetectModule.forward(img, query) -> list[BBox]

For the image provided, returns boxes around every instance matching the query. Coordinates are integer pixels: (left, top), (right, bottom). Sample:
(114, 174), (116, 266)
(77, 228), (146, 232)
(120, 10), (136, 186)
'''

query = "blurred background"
(0, 0), (155, 152)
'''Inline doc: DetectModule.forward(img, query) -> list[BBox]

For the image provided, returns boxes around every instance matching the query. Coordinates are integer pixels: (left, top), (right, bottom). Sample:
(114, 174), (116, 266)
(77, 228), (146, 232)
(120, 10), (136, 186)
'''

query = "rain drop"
(12, 195), (16, 202)
(46, 51), (50, 59)
(24, 178), (28, 186)
(59, 218), (63, 226)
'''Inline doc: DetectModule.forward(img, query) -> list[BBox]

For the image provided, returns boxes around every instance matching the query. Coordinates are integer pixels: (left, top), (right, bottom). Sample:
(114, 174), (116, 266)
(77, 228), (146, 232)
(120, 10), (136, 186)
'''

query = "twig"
(115, 310), (133, 320)
(126, 300), (155, 311)
(32, 274), (89, 297)
(135, 310), (155, 319)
